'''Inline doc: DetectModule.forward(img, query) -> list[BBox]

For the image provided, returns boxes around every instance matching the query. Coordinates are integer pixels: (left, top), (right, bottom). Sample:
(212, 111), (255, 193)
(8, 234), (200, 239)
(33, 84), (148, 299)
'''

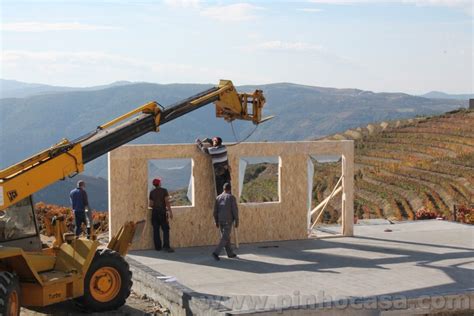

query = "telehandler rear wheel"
(0, 271), (21, 316)
(75, 249), (132, 312)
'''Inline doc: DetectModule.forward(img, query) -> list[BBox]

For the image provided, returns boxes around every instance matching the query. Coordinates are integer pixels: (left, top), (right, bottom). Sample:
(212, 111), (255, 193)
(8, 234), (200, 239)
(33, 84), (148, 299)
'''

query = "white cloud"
(0, 22), (119, 32)
(402, 0), (473, 15)
(309, 1), (472, 10)
(0, 50), (227, 85)
(163, 1), (264, 22)
(201, 3), (263, 22)
(0, 50), (190, 73)
(402, 0), (471, 6)
(245, 40), (360, 69)
(308, 0), (376, 4)
(1, 50), (137, 65)
(308, 0), (471, 6)
(256, 41), (324, 53)
(163, 0), (200, 9)
(308, 0), (472, 15)
(297, 8), (323, 12)
(1, 49), (273, 87)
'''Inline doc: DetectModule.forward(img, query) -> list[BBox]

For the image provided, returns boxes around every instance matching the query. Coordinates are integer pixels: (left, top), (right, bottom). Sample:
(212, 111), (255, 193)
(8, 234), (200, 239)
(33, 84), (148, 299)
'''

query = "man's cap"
(152, 178), (161, 186)
(223, 182), (231, 191)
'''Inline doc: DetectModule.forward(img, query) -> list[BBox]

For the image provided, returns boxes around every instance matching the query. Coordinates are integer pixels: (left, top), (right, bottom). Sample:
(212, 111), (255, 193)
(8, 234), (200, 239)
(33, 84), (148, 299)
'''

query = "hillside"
(243, 109), (473, 224)
(421, 91), (474, 100)
(321, 109), (474, 223)
(240, 163), (279, 203)
(0, 79), (133, 98)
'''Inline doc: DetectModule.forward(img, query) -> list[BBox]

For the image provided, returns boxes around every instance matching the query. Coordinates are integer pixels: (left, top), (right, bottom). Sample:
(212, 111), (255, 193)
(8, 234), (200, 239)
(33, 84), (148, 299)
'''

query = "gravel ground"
(20, 291), (169, 315)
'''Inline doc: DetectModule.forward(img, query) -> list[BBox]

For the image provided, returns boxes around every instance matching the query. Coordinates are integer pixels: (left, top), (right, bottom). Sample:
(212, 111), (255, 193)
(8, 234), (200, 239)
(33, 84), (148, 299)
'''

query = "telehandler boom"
(0, 80), (267, 315)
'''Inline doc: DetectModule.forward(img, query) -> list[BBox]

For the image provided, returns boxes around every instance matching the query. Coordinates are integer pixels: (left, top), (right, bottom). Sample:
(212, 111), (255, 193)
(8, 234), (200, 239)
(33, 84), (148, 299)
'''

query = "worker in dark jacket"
(149, 178), (174, 252)
(196, 136), (231, 195)
(70, 180), (91, 238)
(212, 183), (238, 260)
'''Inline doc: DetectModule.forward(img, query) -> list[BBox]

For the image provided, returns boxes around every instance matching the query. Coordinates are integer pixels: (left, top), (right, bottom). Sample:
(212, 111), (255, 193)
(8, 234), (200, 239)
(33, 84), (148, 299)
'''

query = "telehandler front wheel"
(0, 271), (21, 316)
(75, 249), (132, 312)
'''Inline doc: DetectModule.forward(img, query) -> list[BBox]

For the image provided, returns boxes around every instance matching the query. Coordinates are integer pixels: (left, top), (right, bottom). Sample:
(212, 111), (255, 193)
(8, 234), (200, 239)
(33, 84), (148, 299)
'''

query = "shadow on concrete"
(357, 234), (473, 252)
(130, 233), (474, 299)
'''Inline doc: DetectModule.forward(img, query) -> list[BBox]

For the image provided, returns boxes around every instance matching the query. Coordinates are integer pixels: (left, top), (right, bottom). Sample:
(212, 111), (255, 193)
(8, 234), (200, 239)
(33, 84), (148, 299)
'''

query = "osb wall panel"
(109, 141), (354, 250)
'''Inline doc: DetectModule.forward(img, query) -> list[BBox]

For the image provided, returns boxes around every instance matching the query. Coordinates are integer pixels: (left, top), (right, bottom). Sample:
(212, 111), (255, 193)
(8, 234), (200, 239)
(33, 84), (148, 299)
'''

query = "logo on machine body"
(7, 190), (18, 202)
(48, 292), (62, 300)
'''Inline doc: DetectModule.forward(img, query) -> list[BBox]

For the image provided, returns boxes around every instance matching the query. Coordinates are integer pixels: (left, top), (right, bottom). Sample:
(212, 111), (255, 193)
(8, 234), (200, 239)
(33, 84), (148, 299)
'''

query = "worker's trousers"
(152, 209), (170, 250)
(213, 222), (235, 256)
(74, 211), (91, 238)
(214, 168), (231, 195)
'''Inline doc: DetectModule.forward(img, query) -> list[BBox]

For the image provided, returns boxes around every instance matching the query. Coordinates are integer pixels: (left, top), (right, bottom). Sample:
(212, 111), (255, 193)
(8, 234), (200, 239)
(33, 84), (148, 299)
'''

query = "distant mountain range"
(0, 79), (468, 210)
(3, 79), (471, 101)
(0, 79), (132, 98)
(421, 91), (473, 100)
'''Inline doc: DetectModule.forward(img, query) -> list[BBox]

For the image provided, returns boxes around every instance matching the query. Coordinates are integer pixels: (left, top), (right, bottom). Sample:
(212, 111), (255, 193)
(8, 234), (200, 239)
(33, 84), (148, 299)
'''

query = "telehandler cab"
(0, 80), (268, 315)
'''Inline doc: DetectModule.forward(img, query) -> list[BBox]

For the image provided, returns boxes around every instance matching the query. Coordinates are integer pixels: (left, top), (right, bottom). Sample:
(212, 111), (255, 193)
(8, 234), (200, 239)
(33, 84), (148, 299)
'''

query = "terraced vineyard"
(322, 109), (474, 223)
(240, 163), (280, 203)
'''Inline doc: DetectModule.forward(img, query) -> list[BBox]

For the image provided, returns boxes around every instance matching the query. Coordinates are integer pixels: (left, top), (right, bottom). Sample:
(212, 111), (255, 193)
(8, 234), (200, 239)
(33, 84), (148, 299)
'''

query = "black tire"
(75, 249), (132, 312)
(0, 271), (21, 316)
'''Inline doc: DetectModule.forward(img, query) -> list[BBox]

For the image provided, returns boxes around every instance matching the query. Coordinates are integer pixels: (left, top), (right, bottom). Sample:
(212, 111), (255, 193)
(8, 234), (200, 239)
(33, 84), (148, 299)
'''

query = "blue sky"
(1, 0), (472, 94)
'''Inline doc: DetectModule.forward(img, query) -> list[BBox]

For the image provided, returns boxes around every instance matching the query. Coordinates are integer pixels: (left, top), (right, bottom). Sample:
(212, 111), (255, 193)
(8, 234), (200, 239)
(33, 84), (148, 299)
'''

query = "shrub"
(456, 205), (474, 225)
(35, 202), (108, 236)
(415, 207), (438, 220)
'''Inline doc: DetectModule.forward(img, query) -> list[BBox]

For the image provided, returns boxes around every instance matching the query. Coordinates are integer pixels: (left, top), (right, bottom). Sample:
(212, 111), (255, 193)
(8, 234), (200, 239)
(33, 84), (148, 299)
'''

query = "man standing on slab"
(212, 183), (239, 261)
(149, 178), (174, 252)
(70, 180), (92, 238)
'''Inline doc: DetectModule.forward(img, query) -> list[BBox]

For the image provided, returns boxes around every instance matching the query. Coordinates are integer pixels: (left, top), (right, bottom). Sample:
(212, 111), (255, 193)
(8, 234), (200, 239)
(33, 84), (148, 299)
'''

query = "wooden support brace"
(310, 186), (343, 216)
(310, 175), (343, 231)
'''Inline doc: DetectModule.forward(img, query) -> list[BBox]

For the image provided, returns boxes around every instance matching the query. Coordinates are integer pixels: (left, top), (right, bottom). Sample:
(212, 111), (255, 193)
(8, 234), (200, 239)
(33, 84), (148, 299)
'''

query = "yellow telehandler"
(0, 80), (268, 315)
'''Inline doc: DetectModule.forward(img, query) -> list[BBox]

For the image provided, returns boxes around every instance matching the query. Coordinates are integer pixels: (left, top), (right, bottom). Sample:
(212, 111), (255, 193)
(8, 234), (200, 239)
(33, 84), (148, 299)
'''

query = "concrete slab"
(127, 221), (474, 315)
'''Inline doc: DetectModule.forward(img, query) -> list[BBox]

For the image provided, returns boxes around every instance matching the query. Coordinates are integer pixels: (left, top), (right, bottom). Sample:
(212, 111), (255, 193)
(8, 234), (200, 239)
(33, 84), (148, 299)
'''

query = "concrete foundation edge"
(127, 256), (474, 315)
(127, 256), (230, 316)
